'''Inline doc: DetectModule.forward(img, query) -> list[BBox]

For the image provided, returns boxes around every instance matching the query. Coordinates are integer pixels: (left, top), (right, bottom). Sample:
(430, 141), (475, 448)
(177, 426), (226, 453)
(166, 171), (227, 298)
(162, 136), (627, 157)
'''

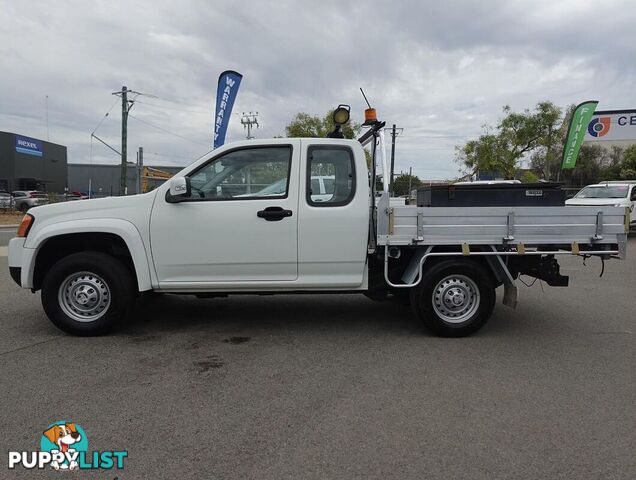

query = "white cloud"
(1, 0), (635, 179)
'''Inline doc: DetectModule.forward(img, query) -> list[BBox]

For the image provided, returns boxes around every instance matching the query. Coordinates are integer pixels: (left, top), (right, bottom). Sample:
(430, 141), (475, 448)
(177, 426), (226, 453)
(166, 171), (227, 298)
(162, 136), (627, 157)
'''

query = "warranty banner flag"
(561, 100), (598, 169)
(214, 70), (243, 149)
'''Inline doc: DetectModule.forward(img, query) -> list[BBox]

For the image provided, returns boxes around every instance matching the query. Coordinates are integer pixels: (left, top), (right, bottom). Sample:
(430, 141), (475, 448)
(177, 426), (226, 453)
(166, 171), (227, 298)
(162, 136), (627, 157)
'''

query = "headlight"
(16, 214), (34, 238)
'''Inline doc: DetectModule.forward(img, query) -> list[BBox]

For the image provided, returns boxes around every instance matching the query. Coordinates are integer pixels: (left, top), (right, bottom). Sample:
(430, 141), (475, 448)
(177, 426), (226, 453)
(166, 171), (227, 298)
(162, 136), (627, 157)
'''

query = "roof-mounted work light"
(333, 105), (351, 125)
(327, 104), (351, 138)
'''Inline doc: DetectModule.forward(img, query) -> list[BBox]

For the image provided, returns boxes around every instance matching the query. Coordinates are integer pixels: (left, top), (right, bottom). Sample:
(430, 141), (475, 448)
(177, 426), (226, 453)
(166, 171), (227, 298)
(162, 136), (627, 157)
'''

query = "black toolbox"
(416, 183), (565, 207)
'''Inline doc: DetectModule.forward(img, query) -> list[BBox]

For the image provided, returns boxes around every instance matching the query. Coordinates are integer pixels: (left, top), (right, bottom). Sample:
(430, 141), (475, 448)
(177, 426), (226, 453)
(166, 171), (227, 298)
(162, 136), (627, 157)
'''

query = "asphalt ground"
(0, 225), (16, 247)
(0, 237), (634, 479)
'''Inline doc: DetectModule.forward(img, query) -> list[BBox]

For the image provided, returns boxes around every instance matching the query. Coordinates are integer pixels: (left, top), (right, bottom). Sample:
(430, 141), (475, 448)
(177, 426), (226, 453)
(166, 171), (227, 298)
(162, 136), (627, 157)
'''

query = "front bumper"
(9, 267), (21, 286)
(8, 237), (34, 289)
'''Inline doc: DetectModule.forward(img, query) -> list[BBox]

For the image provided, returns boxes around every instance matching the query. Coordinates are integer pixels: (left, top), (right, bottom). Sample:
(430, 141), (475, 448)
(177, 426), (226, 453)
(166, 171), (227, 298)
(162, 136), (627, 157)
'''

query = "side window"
(631, 187), (636, 201)
(307, 146), (355, 206)
(187, 146), (292, 200)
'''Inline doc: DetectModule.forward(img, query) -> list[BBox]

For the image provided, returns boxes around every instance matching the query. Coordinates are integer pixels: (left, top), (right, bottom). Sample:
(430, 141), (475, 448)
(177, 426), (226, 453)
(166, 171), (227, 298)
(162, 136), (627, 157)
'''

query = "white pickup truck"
(8, 124), (629, 337)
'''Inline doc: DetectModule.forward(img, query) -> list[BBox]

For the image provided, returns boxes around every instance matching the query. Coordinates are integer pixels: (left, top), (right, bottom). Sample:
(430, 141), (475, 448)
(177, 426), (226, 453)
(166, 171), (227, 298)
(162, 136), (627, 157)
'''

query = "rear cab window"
(306, 146), (355, 207)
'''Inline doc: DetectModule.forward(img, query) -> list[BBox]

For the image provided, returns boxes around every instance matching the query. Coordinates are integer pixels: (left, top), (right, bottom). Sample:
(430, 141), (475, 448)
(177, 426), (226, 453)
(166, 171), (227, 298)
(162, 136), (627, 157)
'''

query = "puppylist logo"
(588, 116), (611, 137)
(8, 421), (127, 471)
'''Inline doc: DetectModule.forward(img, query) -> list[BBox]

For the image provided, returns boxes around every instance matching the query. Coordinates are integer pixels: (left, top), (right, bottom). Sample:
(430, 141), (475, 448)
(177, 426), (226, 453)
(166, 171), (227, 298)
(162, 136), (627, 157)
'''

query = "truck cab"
(8, 138), (374, 336)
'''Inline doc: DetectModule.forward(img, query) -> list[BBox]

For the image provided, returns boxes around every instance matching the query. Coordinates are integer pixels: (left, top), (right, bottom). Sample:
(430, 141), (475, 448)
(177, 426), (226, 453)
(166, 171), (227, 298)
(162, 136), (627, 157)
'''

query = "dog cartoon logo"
(41, 422), (88, 471)
(588, 116), (611, 137)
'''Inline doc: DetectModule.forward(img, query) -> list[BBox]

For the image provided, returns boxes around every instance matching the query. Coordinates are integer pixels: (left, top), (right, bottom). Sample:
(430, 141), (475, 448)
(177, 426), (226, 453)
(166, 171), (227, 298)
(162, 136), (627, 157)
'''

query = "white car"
(237, 175), (335, 202)
(566, 182), (636, 226)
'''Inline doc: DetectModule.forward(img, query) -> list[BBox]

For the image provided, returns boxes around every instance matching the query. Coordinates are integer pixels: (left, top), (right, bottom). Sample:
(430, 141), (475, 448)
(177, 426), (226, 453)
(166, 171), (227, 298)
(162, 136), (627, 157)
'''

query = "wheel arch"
(27, 219), (153, 292)
(400, 245), (502, 287)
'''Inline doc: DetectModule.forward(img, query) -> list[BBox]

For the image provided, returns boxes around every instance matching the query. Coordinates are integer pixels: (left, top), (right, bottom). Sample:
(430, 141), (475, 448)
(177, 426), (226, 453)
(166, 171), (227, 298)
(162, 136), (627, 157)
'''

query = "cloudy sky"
(1, 0), (634, 179)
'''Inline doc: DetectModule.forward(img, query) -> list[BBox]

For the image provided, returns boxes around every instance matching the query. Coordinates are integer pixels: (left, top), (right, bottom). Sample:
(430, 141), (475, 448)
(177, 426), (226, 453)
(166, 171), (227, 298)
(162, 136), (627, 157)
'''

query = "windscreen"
(574, 185), (628, 199)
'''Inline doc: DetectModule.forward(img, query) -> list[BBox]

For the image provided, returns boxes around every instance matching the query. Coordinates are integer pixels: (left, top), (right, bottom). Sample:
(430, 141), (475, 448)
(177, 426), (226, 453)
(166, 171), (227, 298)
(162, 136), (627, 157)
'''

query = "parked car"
(62, 193), (83, 201)
(236, 175), (335, 202)
(70, 191), (90, 199)
(0, 191), (14, 209)
(565, 182), (636, 227)
(11, 191), (49, 212)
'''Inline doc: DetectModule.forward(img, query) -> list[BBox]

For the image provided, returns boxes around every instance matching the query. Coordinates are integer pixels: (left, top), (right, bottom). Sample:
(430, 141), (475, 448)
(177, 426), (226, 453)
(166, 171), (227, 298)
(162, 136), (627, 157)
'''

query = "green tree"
(520, 170), (539, 183)
(392, 173), (422, 196)
(620, 145), (636, 179)
(530, 102), (568, 180)
(286, 110), (373, 167)
(457, 102), (562, 179)
(561, 144), (604, 186)
(285, 110), (361, 139)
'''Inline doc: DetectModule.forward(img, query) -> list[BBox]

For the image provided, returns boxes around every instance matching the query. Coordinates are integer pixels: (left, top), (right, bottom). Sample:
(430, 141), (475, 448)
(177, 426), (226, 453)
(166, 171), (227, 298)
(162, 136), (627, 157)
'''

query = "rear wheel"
(18, 203), (28, 213)
(410, 259), (495, 337)
(41, 252), (135, 336)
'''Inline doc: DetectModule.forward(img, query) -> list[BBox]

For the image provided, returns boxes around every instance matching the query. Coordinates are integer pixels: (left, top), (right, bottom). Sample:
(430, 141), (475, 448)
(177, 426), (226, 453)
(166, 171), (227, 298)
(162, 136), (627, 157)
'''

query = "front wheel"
(41, 252), (135, 336)
(410, 259), (496, 337)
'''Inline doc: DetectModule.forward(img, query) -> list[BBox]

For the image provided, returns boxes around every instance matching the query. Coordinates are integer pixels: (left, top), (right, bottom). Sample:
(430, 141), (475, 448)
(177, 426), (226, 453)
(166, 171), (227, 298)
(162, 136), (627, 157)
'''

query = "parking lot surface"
(0, 238), (634, 479)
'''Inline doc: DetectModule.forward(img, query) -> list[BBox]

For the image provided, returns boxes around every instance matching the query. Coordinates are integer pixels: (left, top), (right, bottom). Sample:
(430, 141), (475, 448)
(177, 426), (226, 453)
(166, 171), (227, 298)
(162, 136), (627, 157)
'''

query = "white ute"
(8, 110), (630, 336)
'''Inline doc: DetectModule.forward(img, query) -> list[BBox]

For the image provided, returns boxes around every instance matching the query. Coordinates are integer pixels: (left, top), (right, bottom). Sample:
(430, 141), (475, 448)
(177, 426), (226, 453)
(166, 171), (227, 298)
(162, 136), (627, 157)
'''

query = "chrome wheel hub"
(58, 272), (111, 322)
(432, 275), (480, 324)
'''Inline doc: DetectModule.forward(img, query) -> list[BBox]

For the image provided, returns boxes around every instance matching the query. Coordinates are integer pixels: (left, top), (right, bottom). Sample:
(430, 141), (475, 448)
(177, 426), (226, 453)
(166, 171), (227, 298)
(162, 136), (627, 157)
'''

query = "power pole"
(408, 166), (413, 197)
(241, 112), (259, 140)
(136, 146), (143, 194)
(112, 86), (133, 195)
(387, 125), (403, 196)
(45, 95), (50, 141)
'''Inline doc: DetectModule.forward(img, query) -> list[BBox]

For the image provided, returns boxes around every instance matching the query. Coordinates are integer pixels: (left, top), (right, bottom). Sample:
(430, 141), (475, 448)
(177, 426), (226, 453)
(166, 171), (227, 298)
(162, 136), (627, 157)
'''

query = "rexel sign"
(15, 135), (43, 157)
(584, 109), (636, 142)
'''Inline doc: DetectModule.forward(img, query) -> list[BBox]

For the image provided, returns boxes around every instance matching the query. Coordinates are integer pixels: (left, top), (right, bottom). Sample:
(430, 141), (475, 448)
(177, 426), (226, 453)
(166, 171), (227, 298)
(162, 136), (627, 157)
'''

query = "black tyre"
(41, 252), (135, 336)
(410, 259), (496, 337)
(18, 203), (28, 213)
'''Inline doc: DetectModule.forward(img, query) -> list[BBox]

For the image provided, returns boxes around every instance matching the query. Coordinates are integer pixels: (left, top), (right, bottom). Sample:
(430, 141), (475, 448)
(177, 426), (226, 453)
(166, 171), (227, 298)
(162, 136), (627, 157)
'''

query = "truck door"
(296, 140), (370, 288)
(149, 142), (299, 286)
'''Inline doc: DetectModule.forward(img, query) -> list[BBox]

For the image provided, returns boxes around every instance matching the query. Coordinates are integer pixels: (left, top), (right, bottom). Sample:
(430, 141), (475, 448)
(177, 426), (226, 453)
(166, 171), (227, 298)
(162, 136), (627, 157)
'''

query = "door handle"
(257, 206), (293, 221)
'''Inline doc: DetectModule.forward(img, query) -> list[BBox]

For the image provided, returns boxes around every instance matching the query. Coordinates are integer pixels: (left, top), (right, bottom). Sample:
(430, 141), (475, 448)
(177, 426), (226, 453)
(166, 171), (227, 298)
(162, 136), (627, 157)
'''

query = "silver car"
(0, 191), (13, 209)
(11, 191), (49, 212)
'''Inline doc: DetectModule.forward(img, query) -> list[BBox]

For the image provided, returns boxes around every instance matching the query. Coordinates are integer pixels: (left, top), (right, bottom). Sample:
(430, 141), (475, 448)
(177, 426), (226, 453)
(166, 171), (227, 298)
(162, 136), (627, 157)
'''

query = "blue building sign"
(15, 134), (43, 157)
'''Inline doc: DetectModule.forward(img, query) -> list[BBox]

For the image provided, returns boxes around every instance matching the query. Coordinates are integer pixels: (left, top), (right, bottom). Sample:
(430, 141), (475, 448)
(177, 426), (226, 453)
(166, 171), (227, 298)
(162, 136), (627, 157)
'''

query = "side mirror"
(166, 177), (191, 203)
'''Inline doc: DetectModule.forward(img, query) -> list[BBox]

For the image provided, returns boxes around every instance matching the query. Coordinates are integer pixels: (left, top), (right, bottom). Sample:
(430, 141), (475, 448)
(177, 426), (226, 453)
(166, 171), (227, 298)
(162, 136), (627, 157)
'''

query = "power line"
(128, 113), (210, 147)
(91, 99), (120, 135)
(134, 100), (211, 115)
(146, 151), (197, 161)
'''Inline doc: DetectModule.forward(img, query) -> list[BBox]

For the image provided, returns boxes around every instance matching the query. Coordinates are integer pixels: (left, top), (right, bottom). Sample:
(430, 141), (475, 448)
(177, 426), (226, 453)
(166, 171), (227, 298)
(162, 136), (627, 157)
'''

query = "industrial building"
(0, 131), (67, 192)
(68, 163), (183, 196)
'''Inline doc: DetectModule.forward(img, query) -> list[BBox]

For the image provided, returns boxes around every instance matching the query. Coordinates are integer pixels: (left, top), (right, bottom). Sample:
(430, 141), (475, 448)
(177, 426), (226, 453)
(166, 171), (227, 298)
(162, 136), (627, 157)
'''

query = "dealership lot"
(0, 238), (634, 479)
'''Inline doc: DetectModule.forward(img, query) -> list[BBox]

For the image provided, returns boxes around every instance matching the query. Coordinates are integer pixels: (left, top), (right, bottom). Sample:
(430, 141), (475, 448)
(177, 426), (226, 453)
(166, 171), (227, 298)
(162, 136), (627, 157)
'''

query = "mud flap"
(503, 282), (518, 309)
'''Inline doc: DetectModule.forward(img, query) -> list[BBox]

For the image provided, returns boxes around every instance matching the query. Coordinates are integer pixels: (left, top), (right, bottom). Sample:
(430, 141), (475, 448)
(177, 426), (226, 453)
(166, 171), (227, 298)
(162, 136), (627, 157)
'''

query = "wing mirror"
(166, 176), (191, 203)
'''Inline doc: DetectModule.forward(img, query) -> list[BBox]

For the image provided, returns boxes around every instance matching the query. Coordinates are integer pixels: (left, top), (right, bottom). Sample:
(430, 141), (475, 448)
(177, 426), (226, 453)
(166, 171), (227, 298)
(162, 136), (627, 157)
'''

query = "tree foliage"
(285, 110), (361, 139)
(456, 102), (562, 179)
(392, 173), (422, 196)
(286, 110), (373, 167)
(620, 145), (636, 179)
